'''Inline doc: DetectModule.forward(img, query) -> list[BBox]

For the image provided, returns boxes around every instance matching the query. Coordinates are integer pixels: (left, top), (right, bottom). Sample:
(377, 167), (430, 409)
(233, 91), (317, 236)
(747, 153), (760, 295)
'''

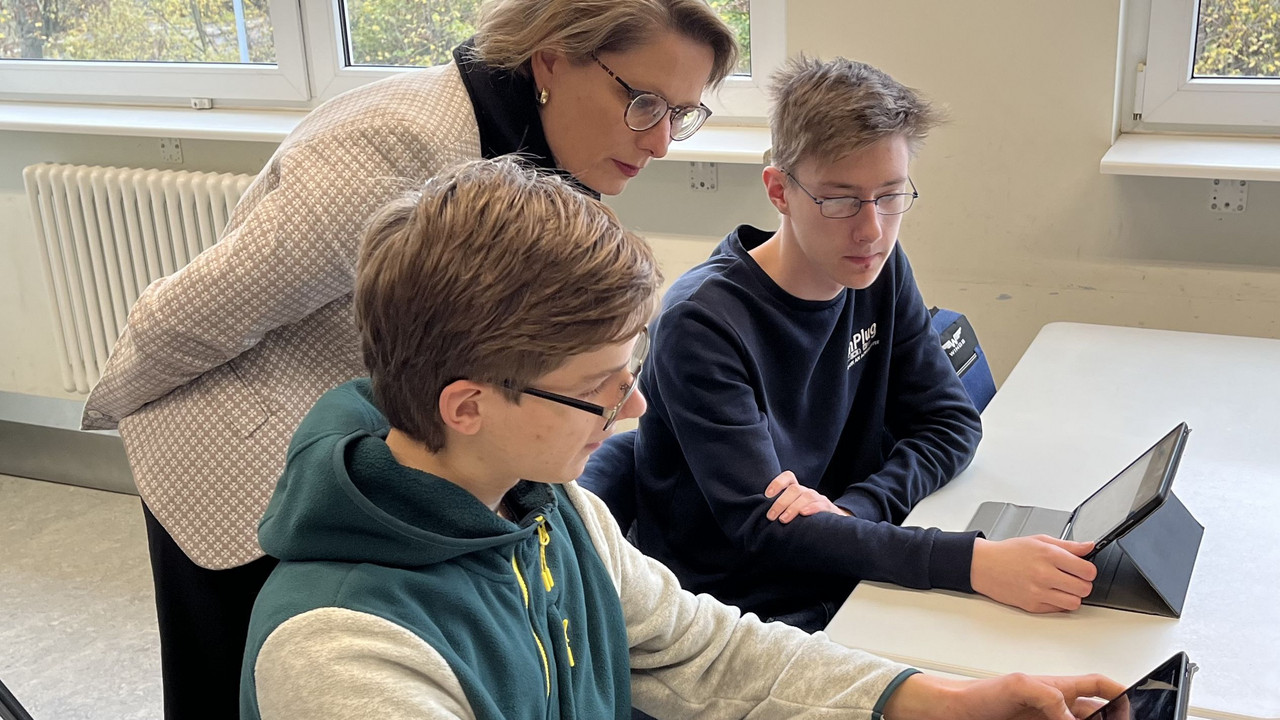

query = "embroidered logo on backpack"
(941, 326), (965, 358)
(848, 322), (880, 369)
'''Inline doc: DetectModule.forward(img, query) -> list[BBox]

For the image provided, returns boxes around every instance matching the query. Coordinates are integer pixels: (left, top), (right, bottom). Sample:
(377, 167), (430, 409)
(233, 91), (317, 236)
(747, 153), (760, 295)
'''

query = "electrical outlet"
(1209, 178), (1247, 214)
(159, 137), (184, 164)
(689, 162), (718, 192)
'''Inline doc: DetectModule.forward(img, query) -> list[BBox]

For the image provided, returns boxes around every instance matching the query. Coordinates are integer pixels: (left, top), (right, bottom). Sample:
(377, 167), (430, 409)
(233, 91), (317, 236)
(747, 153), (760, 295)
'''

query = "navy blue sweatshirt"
(628, 225), (982, 620)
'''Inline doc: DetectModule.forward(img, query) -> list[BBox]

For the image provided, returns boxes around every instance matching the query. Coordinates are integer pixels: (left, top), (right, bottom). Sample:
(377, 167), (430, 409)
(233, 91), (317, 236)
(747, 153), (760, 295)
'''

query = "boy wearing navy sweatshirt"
(240, 157), (1120, 720)
(609, 57), (1098, 633)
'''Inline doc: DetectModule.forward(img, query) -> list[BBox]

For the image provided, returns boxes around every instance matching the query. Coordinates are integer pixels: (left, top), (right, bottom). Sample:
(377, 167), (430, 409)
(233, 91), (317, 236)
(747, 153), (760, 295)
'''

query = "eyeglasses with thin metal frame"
(785, 171), (919, 219)
(590, 52), (712, 141)
(511, 328), (650, 431)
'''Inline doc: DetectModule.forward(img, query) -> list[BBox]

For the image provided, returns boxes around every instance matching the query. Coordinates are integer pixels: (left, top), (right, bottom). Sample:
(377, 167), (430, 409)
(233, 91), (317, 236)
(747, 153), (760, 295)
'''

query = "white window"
(0, 0), (310, 102)
(1128, 0), (1280, 130)
(2, 0), (781, 119)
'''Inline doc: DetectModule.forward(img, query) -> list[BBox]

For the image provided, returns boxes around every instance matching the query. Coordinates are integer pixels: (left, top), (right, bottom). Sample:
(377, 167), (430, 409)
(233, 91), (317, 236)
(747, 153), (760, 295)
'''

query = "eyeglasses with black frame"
(590, 52), (712, 141)
(785, 171), (919, 219)
(510, 328), (650, 431)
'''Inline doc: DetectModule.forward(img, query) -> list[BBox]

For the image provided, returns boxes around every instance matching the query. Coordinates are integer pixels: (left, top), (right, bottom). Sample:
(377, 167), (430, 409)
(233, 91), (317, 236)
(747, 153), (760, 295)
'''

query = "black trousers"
(142, 504), (278, 720)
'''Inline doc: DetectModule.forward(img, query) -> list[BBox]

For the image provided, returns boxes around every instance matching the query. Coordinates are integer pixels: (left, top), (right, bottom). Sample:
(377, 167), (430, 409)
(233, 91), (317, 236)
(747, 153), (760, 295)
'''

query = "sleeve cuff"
(927, 530), (980, 593)
(834, 488), (886, 524)
(872, 668), (922, 720)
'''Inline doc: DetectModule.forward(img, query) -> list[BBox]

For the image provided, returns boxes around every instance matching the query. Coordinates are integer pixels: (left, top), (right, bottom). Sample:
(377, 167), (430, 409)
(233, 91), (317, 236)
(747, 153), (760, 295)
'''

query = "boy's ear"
(437, 380), (487, 437)
(763, 166), (791, 215)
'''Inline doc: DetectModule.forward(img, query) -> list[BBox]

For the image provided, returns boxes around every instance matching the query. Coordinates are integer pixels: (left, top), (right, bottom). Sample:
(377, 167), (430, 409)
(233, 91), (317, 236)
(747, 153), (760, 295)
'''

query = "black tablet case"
(966, 491), (1203, 617)
(1082, 492), (1203, 617)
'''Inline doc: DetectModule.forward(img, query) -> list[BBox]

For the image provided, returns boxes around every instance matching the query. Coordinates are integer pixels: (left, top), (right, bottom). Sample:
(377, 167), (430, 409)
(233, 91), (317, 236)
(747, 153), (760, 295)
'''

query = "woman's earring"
(537, 88), (550, 106)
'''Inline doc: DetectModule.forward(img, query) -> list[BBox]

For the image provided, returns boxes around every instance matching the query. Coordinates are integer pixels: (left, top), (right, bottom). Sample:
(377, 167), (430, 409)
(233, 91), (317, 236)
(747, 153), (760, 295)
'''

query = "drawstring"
(562, 619), (576, 667)
(535, 516), (554, 592)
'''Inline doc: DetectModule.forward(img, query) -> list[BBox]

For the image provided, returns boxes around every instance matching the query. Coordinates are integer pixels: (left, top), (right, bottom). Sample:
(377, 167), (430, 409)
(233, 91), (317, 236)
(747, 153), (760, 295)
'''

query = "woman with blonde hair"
(81, 2), (737, 717)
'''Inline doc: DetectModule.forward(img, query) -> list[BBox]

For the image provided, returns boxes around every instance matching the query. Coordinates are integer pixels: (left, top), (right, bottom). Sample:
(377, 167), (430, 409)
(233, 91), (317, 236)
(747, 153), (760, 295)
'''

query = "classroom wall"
(3, 0), (1280, 400)
(613, 0), (1280, 384)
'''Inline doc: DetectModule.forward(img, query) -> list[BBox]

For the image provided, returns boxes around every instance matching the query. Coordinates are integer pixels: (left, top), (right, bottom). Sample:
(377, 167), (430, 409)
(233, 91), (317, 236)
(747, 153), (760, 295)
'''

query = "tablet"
(0, 676), (34, 720)
(1083, 652), (1197, 720)
(1064, 423), (1190, 559)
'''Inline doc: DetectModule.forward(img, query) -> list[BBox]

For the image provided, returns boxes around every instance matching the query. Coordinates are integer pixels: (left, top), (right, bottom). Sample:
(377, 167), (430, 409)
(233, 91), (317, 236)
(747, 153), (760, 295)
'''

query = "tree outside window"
(341, 0), (750, 74)
(1194, 0), (1280, 78)
(0, 0), (276, 63)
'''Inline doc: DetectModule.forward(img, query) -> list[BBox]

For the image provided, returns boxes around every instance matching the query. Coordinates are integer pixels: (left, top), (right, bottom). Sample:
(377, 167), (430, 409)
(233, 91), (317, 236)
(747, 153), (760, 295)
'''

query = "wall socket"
(689, 161), (718, 192)
(159, 137), (184, 164)
(1209, 178), (1247, 214)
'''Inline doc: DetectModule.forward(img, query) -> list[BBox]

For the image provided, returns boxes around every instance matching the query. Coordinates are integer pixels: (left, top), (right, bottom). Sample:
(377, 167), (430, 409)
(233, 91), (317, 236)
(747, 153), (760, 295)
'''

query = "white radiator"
(23, 163), (255, 394)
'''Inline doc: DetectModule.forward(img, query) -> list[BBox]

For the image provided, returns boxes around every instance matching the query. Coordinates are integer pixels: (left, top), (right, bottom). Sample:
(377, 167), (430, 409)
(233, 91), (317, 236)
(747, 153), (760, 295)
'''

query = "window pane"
(341, 0), (752, 75)
(0, 0), (276, 63)
(342, 0), (482, 68)
(1193, 0), (1280, 79)
(708, 0), (750, 75)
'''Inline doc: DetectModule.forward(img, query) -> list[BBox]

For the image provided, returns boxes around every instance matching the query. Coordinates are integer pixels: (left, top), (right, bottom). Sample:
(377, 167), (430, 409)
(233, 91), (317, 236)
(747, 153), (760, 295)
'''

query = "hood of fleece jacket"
(258, 378), (551, 567)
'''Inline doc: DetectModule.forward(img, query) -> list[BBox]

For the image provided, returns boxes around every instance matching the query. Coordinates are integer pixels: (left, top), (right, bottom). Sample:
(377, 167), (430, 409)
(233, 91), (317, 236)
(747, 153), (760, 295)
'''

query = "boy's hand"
(970, 536), (1097, 612)
(883, 671), (1124, 720)
(763, 471), (852, 523)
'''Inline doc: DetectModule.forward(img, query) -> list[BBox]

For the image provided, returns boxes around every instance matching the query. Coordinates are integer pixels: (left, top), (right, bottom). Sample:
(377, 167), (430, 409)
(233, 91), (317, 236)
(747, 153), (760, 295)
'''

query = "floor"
(0, 473), (161, 720)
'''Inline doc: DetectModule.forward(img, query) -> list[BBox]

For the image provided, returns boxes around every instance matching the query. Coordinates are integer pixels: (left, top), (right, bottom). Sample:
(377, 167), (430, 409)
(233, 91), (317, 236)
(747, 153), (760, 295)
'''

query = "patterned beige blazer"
(82, 62), (483, 569)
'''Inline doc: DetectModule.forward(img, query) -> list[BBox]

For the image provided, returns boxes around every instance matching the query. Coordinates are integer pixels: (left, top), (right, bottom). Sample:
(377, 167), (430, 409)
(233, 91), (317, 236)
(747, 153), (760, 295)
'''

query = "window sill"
(1100, 133), (1280, 182)
(0, 100), (772, 163)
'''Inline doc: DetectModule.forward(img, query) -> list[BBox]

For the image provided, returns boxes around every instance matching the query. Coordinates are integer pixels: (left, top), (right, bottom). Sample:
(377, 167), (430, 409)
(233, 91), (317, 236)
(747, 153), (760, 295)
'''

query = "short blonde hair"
(355, 156), (661, 451)
(769, 55), (944, 172)
(474, 0), (738, 87)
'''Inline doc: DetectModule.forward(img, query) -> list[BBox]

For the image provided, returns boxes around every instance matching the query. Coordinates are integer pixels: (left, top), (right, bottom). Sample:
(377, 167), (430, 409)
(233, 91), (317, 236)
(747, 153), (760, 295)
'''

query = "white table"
(826, 323), (1280, 720)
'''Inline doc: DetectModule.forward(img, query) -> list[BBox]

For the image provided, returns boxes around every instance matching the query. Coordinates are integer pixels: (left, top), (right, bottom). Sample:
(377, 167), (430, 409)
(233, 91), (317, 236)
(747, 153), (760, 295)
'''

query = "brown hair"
(473, 0), (739, 87)
(769, 55), (945, 172)
(354, 156), (661, 451)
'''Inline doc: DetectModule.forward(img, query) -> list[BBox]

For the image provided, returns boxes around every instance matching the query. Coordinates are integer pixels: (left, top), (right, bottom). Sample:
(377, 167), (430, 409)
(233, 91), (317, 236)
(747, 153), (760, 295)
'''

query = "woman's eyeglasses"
(591, 53), (711, 141)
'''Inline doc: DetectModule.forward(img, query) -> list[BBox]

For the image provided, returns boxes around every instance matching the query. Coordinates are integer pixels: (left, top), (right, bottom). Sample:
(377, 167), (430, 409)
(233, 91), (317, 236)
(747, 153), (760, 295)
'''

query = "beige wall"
(784, 0), (1280, 382)
(4, 0), (1280, 398)
(611, 0), (1280, 384)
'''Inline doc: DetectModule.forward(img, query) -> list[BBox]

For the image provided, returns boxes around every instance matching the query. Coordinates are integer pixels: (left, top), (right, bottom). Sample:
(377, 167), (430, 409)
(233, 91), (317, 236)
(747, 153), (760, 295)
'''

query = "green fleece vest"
(240, 380), (632, 720)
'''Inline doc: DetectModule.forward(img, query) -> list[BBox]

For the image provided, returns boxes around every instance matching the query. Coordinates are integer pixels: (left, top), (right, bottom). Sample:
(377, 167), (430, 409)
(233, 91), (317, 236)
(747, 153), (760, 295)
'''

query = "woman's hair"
(354, 156), (661, 452)
(473, 0), (738, 87)
(769, 55), (945, 172)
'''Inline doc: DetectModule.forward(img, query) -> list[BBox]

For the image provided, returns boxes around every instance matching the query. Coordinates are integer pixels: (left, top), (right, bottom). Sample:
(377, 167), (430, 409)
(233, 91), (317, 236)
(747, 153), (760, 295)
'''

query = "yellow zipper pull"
(562, 618), (576, 667)
(535, 516), (554, 592)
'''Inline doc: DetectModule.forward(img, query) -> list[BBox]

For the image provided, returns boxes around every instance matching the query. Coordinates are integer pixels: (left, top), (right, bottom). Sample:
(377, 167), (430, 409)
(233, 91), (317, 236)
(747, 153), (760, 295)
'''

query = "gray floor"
(0, 474), (161, 720)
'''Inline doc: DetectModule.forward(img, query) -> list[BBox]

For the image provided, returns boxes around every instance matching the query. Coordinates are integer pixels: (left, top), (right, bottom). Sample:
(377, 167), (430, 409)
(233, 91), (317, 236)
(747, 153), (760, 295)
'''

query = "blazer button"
(86, 410), (105, 420)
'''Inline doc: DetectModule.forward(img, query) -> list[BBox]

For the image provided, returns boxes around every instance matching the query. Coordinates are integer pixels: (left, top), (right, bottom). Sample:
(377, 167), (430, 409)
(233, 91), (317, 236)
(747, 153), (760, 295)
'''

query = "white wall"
(4, 0), (1280, 398)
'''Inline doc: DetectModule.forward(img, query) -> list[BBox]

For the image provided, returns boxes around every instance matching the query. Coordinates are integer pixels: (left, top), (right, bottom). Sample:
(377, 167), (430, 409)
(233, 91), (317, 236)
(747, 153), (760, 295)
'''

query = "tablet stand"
(1082, 492), (1203, 617)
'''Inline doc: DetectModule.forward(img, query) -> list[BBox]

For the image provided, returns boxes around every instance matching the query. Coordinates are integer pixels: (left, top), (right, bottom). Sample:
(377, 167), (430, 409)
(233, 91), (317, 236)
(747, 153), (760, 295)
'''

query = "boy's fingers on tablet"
(1039, 536), (1096, 558)
(1054, 551), (1099, 582)
(1053, 572), (1093, 599)
(1032, 538), (1098, 581)
(1044, 673), (1128, 702)
(1068, 696), (1108, 718)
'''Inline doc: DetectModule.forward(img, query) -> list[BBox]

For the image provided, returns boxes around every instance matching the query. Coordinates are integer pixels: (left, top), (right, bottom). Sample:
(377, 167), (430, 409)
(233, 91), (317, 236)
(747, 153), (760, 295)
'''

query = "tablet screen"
(1084, 653), (1188, 720)
(1065, 426), (1182, 544)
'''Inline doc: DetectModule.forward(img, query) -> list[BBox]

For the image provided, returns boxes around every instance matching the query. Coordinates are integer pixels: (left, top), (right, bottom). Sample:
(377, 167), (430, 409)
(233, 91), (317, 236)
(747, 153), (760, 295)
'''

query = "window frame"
(0, 0), (311, 104)
(1, 0), (781, 122)
(1132, 0), (1280, 130)
(306, 0), (781, 119)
